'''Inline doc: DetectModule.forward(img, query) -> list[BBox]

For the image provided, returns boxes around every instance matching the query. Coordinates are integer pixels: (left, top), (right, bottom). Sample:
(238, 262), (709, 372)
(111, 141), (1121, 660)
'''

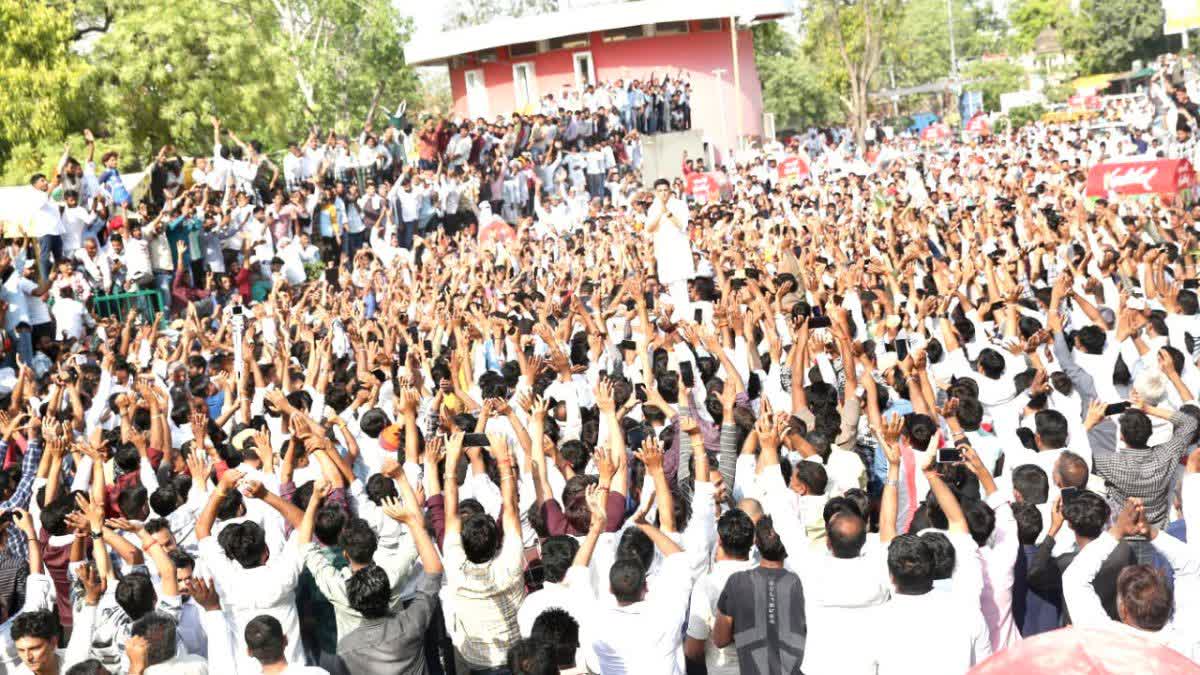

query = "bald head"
(1054, 451), (1089, 489)
(827, 512), (867, 559)
(736, 498), (764, 523)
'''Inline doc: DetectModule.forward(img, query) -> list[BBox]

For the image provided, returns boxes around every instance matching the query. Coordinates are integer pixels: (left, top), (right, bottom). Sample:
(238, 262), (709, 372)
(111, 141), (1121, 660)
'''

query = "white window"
(464, 69), (489, 119)
(513, 62), (537, 112)
(573, 52), (596, 89)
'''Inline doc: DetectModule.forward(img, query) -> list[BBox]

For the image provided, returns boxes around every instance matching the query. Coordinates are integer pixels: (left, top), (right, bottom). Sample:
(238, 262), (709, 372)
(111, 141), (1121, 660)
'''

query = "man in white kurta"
(646, 178), (694, 314)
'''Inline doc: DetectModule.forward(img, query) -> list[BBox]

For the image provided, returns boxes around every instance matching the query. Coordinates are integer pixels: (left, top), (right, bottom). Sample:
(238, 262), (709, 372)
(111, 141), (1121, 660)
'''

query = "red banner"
(965, 115), (991, 136)
(687, 172), (720, 203)
(1068, 94), (1102, 110)
(920, 122), (952, 142)
(1085, 158), (1195, 199)
(777, 155), (809, 184)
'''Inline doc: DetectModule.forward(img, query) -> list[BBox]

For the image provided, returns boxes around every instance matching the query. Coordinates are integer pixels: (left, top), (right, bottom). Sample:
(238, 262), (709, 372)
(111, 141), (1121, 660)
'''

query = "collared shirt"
(865, 590), (992, 674)
(1064, 530), (1200, 661)
(198, 532), (306, 674)
(442, 524), (526, 668)
(1091, 410), (1198, 527)
(979, 490), (1021, 652)
(335, 572), (442, 675)
(567, 551), (695, 675)
(301, 542), (418, 641)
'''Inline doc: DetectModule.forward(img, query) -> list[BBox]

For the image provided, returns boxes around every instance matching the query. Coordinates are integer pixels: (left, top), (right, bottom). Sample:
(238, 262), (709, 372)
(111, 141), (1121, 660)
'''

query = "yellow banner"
(1164, 0), (1200, 34)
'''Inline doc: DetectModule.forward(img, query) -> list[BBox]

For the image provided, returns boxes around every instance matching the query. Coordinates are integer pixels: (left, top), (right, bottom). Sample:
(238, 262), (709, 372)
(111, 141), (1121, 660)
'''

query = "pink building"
(405, 0), (794, 154)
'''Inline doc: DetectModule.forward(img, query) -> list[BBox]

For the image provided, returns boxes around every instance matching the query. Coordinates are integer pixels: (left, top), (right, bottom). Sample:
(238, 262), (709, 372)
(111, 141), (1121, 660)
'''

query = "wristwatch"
(90, 530), (103, 539)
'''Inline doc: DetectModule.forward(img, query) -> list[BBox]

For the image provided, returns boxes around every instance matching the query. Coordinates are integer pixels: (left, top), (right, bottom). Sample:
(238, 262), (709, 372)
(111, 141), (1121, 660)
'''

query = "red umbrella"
(970, 626), (1197, 675)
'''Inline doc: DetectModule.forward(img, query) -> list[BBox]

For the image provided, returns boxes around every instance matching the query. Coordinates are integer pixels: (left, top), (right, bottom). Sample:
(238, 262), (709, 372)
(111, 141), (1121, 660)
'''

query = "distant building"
(405, 0), (794, 153)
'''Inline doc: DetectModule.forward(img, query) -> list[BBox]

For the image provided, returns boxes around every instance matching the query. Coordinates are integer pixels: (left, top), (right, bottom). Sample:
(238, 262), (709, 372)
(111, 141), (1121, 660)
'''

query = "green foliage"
(0, 0), (88, 166)
(752, 24), (840, 130)
(0, 0), (420, 185)
(962, 60), (1026, 111)
(1007, 103), (1046, 128)
(1007, 0), (1072, 54)
(887, 0), (1004, 88)
(1063, 0), (1171, 73)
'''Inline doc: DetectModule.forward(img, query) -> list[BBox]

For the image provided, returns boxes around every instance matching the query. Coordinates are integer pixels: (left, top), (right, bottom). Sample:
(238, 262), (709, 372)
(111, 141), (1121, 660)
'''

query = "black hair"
(792, 461), (828, 495)
(461, 512), (500, 564)
(919, 531), (955, 580)
(117, 485), (148, 519)
(245, 614), (287, 664)
(314, 505), (347, 547)
(217, 521), (268, 568)
(608, 558), (647, 603)
(539, 535), (580, 584)
(1063, 490), (1110, 539)
(1012, 464), (1050, 504)
(887, 534), (934, 594)
(1012, 502), (1043, 546)
(214, 489), (244, 521)
(338, 518), (378, 565)
(717, 509), (755, 559)
(531, 608), (580, 669)
(346, 563), (392, 619)
(977, 348), (1005, 379)
(507, 637), (557, 675)
(131, 612), (179, 665)
(150, 484), (181, 517)
(1034, 409), (1069, 449)
(1118, 410), (1153, 449)
(10, 609), (57, 643)
(756, 515), (787, 562)
(115, 571), (158, 620)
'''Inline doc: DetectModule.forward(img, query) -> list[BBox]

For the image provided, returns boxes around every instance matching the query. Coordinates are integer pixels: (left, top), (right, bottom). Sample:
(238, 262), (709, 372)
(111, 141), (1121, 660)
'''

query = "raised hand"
(634, 436), (664, 473)
(380, 495), (423, 525)
(78, 562), (107, 606)
(188, 577), (221, 611)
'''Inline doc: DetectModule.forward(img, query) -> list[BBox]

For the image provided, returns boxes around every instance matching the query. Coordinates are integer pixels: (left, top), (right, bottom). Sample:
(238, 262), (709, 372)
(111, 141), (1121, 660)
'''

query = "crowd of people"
(1, 50), (1200, 675)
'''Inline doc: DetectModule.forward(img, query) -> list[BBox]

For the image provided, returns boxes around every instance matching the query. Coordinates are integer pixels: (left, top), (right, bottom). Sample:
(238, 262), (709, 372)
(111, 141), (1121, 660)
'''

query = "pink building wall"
(446, 20), (764, 152)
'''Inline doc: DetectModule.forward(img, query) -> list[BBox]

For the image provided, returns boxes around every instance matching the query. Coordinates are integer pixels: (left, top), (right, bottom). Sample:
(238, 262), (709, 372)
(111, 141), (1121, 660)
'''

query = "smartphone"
(1104, 401), (1132, 416)
(679, 361), (695, 388)
(462, 433), (490, 448)
(694, 308), (703, 324)
(1060, 486), (1079, 504)
(423, 340), (433, 355)
(937, 448), (963, 464)
(1185, 279), (1200, 290)
(371, 368), (387, 383)
(231, 305), (243, 316)
(618, 339), (637, 351)
(808, 316), (832, 329)
(634, 383), (647, 403)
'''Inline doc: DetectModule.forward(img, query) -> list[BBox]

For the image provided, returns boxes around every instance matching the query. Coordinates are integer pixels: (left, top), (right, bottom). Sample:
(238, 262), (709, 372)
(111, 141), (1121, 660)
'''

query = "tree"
(753, 23), (840, 130)
(0, 0), (89, 170)
(1064, 0), (1170, 74)
(961, 59), (1027, 111)
(261, 0), (419, 127)
(1007, 0), (1072, 54)
(808, 0), (903, 147)
(887, 0), (1003, 88)
(443, 0), (560, 29)
(89, 0), (298, 161)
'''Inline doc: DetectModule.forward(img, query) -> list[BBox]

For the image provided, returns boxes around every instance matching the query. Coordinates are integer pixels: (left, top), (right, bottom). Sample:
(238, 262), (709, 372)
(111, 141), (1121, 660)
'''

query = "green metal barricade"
(91, 288), (166, 325)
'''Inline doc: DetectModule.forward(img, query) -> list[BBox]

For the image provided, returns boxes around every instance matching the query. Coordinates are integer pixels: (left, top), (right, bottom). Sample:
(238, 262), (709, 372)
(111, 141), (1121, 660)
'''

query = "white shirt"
(1, 274), (36, 330)
(865, 591), (992, 674)
(31, 193), (63, 237)
(567, 551), (696, 675)
(685, 558), (756, 675)
(198, 532), (306, 674)
(50, 296), (92, 340)
(1065, 529), (1200, 662)
(123, 236), (153, 279)
(647, 196), (694, 285)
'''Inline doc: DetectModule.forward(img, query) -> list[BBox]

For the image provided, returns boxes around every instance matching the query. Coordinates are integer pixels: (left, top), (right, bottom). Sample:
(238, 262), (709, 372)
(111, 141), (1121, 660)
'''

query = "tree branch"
(71, 7), (113, 42)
